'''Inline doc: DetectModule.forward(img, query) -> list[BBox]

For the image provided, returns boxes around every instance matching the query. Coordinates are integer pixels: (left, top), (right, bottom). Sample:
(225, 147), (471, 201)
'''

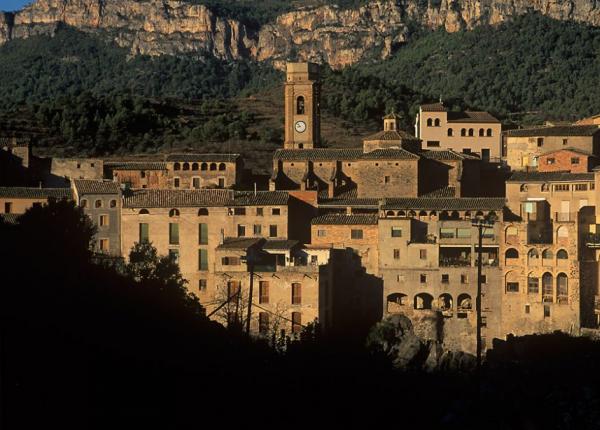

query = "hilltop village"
(3, 62), (600, 353)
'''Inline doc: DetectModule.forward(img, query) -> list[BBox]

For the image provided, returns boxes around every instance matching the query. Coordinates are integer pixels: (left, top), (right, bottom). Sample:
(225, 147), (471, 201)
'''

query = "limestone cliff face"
(2, 0), (600, 69)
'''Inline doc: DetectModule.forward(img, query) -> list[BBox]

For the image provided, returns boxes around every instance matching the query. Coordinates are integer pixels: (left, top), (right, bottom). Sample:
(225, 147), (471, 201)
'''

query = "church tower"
(284, 62), (321, 149)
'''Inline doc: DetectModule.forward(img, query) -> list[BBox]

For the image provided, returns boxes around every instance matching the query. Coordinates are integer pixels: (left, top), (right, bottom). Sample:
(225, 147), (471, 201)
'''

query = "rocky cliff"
(2, 0), (600, 69)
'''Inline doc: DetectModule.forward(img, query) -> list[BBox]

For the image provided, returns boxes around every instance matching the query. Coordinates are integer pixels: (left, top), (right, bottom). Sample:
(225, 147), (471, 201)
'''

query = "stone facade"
(537, 148), (598, 173)
(284, 62), (321, 149)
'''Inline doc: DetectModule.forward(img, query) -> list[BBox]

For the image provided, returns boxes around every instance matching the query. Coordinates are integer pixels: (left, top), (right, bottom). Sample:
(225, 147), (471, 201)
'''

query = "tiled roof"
(217, 237), (261, 250)
(421, 187), (456, 198)
(105, 161), (167, 170)
(73, 180), (121, 195)
(363, 130), (419, 142)
(420, 150), (480, 161)
(383, 112), (402, 120)
(360, 148), (420, 160)
(311, 213), (379, 225)
(263, 240), (299, 250)
(0, 187), (72, 199)
(508, 171), (595, 182)
(539, 147), (595, 157)
(231, 191), (289, 206)
(421, 102), (447, 112)
(274, 149), (364, 161)
(447, 111), (500, 124)
(381, 197), (505, 211)
(166, 153), (241, 162)
(0, 213), (20, 224)
(123, 189), (232, 208)
(318, 198), (380, 208)
(506, 125), (600, 137)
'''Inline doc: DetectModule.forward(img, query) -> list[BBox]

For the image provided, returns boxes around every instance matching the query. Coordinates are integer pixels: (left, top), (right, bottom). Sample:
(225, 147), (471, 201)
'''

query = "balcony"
(439, 246), (472, 267)
(585, 233), (600, 249)
(439, 256), (471, 267)
(554, 212), (574, 223)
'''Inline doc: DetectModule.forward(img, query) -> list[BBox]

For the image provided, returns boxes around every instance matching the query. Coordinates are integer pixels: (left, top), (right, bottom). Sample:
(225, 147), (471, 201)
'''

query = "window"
(139, 223), (149, 243)
(486, 129), (493, 137)
(174, 163), (181, 171)
(468, 129), (474, 137)
(426, 141), (440, 148)
(199, 279), (207, 292)
(420, 249), (427, 260)
(541, 183), (550, 192)
(4, 202), (12, 213)
(199, 223), (208, 245)
(544, 305), (551, 318)
(457, 228), (471, 238)
(199, 249), (208, 271)
(234, 208), (246, 215)
(525, 304), (530, 314)
(351, 229), (363, 239)
(174, 177), (180, 188)
(384, 176), (390, 184)
(169, 249), (179, 264)
(254, 224), (262, 235)
(192, 177), (201, 189)
(222, 257), (241, 266)
(272, 208), (281, 216)
(546, 158), (555, 165)
(317, 230), (327, 237)
(479, 128), (484, 137)
(537, 138), (544, 147)
(448, 128), (453, 137)
(391, 227), (402, 238)
(169, 208), (180, 217)
(557, 273), (568, 302)
(291, 312), (302, 334)
(95, 199), (102, 208)
(420, 274), (427, 283)
(192, 163), (199, 171)
(557, 249), (568, 260)
(575, 183), (588, 191)
(99, 239), (109, 253)
(198, 208), (209, 216)
(218, 178), (225, 188)
(169, 223), (179, 245)
(393, 249), (400, 260)
(292, 283), (302, 305)
(140, 170), (146, 178)
(571, 157), (580, 165)
(461, 128), (466, 136)
(440, 228), (455, 239)
(461, 274), (469, 284)
(259, 312), (269, 335)
(99, 215), (109, 227)
(554, 184), (569, 192)
(528, 276), (539, 294)
(259, 281), (269, 304)
(110, 200), (117, 208)
(506, 282), (519, 293)
(296, 96), (305, 115)
(269, 225), (278, 237)
(427, 118), (433, 127)
(80, 199), (87, 208)
(210, 163), (217, 171)
(434, 118), (440, 127)
(480, 275), (487, 284)
(237, 225), (246, 237)
(227, 281), (240, 299)
(563, 138), (569, 145)
(218, 163), (226, 171)
(256, 207), (264, 216)
(441, 274), (449, 284)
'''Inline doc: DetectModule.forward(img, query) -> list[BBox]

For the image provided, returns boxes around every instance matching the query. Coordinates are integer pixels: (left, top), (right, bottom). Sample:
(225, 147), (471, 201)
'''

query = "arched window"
(386, 210), (395, 217)
(183, 163), (190, 171)
(139, 209), (149, 215)
(201, 163), (208, 171)
(486, 128), (493, 137)
(448, 128), (453, 137)
(174, 163), (181, 171)
(210, 163), (217, 171)
(438, 293), (453, 311)
(528, 248), (539, 264)
(169, 208), (180, 217)
(505, 248), (519, 263)
(296, 96), (305, 115)
(80, 199), (88, 208)
(198, 208), (209, 216)
(479, 128), (484, 137)
(468, 128), (474, 137)
(505, 226), (518, 241)
(191, 163), (199, 171)
(557, 273), (568, 302)
(457, 294), (472, 310)
(398, 211), (406, 217)
(461, 128), (466, 136)
(419, 210), (428, 218)
(505, 270), (520, 293)
(218, 163), (226, 171)
(110, 200), (117, 208)
(95, 199), (102, 208)
(541, 183), (550, 192)
(434, 118), (440, 127)
(387, 293), (408, 313)
(427, 118), (433, 127)
(527, 273), (539, 294)
(414, 293), (433, 310)
(557, 226), (569, 239)
(542, 273), (553, 302)
(475, 211), (484, 219)
(557, 249), (568, 261)
(520, 184), (528, 192)
(409, 210), (417, 217)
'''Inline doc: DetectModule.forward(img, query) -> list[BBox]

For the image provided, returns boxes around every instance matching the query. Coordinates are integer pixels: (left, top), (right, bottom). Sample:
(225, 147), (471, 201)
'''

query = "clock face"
(295, 121), (307, 133)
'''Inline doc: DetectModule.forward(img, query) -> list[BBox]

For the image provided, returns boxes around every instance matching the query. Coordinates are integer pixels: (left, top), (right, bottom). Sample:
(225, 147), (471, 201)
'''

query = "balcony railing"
(439, 257), (471, 267)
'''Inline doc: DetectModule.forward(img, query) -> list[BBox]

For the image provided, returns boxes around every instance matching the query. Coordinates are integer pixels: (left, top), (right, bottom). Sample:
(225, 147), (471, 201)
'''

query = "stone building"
(284, 62), (321, 149)
(416, 102), (502, 161)
(165, 154), (243, 189)
(0, 187), (72, 215)
(505, 125), (600, 171)
(105, 161), (169, 189)
(537, 148), (598, 173)
(72, 180), (122, 256)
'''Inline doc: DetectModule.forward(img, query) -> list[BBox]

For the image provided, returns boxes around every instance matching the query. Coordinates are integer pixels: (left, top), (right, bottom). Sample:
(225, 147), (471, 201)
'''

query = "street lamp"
(472, 214), (496, 370)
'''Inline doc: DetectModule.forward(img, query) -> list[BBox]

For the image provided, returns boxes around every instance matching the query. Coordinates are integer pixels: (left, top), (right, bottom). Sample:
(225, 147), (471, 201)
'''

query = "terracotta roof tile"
(105, 161), (167, 170)
(382, 197), (505, 211)
(506, 125), (600, 137)
(73, 180), (121, 195)
(508, 171), (594, 182)
(123, 189), (232, 208)
(166, 153), (241, 162)
(311, 213), (379, 225)
(363, 130), (419, 142)
(447, 111), (500, 124)
(421, 102), (447, 112)
(0, 187), (72, 199)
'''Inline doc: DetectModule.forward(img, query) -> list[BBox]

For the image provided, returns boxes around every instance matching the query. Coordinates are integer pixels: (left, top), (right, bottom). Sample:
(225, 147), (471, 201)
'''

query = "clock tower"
(284, 62), (321, 149)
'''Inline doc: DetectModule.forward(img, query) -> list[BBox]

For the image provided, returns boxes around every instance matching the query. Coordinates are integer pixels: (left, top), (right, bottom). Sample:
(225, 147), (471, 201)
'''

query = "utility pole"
(472, 216), (495, 371)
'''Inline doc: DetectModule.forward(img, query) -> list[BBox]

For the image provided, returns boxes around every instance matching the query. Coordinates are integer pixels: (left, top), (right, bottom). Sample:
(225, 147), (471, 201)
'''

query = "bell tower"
(284, 62), (321, 149)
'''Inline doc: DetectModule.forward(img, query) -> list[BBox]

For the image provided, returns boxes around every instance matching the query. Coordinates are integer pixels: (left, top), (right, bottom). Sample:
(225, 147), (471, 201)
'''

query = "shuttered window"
(139, 223), (149, 243)
(199, 249), (208, 271)
(292, 283), (301, 305)
(169, 223), (179, 245)
(291, 312), (302, 334)
(199, 223), (208, 245)
(259, 281), (269, 304)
